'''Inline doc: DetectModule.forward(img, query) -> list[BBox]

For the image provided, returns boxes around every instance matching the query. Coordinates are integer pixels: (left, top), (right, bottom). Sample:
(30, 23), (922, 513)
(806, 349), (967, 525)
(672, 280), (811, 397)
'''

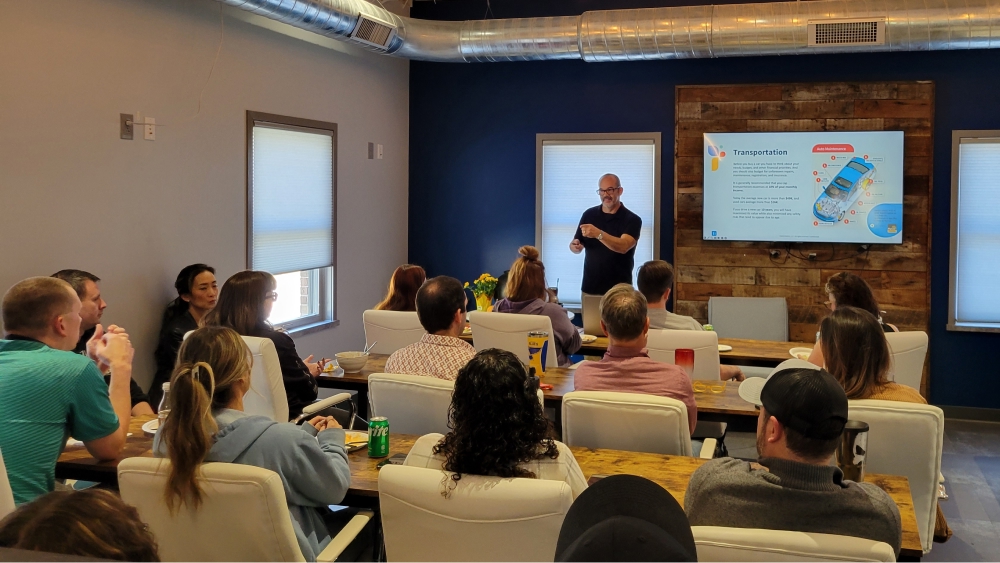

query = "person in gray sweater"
(153, 326), (353, 561)
(684, 367), (902, 556)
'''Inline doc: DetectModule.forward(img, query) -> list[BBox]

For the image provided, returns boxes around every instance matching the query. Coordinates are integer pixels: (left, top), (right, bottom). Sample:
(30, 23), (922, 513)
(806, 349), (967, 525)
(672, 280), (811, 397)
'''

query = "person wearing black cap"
(685, 367), (902, 556)
(556, 475), (697, 562)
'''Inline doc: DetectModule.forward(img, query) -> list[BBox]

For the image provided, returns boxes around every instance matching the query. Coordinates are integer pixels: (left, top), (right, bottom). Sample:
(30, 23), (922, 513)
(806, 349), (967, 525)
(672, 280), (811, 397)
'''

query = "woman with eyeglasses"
(203, 270), (324, 420)
(808, 272), (898, 367)
(404, 348), (587, 498)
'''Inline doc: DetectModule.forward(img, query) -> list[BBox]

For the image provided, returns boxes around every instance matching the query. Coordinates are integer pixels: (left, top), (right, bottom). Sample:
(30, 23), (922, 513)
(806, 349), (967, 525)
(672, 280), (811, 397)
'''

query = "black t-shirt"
(574, 204), (642, 295)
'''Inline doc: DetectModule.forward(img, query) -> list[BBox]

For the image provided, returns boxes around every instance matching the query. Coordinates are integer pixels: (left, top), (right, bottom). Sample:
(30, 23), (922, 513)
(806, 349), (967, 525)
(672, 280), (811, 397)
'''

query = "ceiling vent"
(808, 18), (886, 47)
(350, 15), (397, 50)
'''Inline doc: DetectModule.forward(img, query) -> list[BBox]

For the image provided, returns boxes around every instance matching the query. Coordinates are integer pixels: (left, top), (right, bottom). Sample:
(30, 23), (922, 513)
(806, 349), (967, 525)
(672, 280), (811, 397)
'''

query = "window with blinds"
(248, 112), (337, 331)
(949, 132), (1000, 332)
(536, 135), (661, 307)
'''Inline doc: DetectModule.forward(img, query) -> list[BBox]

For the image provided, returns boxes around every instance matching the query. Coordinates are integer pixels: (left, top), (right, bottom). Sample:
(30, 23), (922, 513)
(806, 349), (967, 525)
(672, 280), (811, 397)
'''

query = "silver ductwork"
(217, 0), (1000, 62)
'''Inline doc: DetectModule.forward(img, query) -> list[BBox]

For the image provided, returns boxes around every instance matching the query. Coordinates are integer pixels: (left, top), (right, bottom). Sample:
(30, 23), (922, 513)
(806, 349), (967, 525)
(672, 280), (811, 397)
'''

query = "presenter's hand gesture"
(569, 239), (584, 253)
(579, 224), (601, 238)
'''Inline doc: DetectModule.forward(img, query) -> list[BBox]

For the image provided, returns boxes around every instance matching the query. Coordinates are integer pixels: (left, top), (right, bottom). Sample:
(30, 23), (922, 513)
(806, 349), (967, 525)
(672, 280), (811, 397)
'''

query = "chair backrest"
(378, 464), (573, 561)
(368, 374), (546, 436)
(118, 457), (305, 562)
(848, 399), (943, 553)
(363, 310), (426, 355)
(708, 297), (788, 341)
(369, 373), (454, 436)
(241, 336), (289, 423)
(469, 311), (558, 368)
(692, 526), (895, 562)
(0, 448), (14, 520)
(645, 328), (721, 381)
(883, 331), (928, 390)
(561, 391), (692, 456)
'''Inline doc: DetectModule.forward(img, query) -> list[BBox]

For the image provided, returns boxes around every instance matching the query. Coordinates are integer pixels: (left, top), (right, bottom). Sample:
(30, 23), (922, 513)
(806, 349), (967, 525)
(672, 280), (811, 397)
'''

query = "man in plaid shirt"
(385, 276), (475, 380)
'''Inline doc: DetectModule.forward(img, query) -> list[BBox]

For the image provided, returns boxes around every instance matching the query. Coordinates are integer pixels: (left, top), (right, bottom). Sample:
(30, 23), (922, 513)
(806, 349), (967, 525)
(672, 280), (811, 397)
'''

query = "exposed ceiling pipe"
(216, 0), (1000, 62)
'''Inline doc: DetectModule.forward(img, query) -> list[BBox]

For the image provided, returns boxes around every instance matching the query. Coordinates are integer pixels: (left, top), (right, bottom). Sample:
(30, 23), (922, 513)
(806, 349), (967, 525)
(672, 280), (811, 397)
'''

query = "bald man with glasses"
(570, 173), (642, 297)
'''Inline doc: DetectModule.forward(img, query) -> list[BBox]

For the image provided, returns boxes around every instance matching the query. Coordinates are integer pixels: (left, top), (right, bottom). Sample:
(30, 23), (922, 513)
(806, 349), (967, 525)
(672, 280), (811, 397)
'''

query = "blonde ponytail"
(160, 327), (251, 512)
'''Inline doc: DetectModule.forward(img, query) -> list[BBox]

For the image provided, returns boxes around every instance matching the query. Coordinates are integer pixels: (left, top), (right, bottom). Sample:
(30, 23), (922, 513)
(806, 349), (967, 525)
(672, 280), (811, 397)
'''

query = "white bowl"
(335, 351), (369, 373)
(789, 347), (813, 361)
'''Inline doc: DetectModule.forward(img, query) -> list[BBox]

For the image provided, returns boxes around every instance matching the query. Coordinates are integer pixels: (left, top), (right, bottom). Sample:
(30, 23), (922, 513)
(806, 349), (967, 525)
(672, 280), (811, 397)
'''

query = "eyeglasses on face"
(265, 291), (278, 301)
(597, 187), (621, 195)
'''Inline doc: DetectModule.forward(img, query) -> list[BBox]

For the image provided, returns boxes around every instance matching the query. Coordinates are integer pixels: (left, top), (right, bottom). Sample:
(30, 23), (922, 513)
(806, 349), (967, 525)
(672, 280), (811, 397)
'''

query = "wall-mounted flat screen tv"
(702, 131), (904, 244)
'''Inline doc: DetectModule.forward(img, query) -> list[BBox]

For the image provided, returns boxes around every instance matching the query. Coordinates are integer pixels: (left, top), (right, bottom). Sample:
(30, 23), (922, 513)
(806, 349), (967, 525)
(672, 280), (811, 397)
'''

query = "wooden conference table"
(316, 337), (815, 423)
(54, 419), (923, 559)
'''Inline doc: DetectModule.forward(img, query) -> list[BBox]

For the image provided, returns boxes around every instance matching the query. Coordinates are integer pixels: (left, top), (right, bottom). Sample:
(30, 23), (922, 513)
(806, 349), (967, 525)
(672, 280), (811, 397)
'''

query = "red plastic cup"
(675, 348), (695, 378)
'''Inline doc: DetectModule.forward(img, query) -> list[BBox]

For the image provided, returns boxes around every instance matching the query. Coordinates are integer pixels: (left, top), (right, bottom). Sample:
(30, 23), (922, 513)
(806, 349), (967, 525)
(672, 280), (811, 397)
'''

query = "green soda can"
(368, 416), (390, 458)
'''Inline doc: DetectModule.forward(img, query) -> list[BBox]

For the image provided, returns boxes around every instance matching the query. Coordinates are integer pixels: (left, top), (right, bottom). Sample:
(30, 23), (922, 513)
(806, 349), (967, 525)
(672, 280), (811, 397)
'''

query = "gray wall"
(0, 0), (410, 392)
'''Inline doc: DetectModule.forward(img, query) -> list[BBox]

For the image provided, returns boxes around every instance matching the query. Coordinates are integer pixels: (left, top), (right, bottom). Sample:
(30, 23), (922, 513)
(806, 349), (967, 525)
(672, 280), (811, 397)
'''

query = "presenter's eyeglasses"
(597, 187), (621, 195)
(265, 291), (279, 301)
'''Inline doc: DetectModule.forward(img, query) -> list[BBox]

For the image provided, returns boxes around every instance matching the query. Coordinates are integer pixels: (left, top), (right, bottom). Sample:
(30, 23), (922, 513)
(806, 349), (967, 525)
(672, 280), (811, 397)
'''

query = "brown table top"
(335, 434), (924, 558)
(457, 334), (814, 366)
(55, 427), (920, 557)
(320, 353), (759, 418)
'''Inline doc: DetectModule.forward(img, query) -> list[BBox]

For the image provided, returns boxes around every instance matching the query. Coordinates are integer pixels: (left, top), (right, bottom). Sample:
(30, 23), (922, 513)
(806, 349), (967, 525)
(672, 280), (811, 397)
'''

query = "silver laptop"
(581, 293), (604, 336)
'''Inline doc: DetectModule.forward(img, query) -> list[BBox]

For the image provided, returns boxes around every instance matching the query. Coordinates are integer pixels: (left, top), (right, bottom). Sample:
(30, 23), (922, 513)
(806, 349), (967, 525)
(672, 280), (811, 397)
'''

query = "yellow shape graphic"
(711, 157), (719, 171)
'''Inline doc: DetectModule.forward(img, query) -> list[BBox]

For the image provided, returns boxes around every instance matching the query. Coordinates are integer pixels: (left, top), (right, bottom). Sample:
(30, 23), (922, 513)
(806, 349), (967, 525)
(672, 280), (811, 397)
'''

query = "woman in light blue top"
(153, 326), (351, 561)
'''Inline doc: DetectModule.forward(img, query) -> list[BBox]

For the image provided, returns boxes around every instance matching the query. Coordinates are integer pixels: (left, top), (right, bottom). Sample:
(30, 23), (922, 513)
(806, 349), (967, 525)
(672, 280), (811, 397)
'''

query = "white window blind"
(251, 124), (334, 275)
(540, 140), (657, 306)
(951, 137), (1000, 330)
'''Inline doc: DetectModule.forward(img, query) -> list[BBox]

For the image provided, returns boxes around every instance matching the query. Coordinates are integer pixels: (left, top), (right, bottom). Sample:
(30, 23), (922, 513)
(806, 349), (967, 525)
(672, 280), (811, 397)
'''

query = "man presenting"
(570, 173), (642, 296)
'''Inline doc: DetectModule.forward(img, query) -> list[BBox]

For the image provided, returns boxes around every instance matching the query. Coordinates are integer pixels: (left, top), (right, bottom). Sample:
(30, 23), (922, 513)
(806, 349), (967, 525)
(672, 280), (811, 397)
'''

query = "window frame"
(534, 132), (662, 308)
(246, 111), (339, 335)
(948, 129), (1000, 333)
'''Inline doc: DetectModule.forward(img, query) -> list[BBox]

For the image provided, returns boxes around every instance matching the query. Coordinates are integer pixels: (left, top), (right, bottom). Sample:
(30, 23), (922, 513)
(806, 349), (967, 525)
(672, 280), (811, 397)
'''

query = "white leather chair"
(692, 526), (895, 562)
(468, 311), (558, 369)
(884, 331), (928, 391)
(708, 297), (788, 341)
(368, 373), (545, 436)
(848, 399), (944, 553)
(118, 457), (370, 562)
(241, 335), (290, 423)
(368, 373), (454, 436)
(561, 391), (713, 458)
(363, 310), (426, 355)
(0, 448), (14, 520)
(378, 464), (573, 561)
(646, 328), (721, 381)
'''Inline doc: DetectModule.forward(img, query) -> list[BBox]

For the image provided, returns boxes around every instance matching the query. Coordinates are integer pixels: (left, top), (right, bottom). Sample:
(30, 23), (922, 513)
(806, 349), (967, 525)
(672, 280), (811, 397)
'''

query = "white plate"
(345, 430), (368, 444)
(581, 334), (598, 344)
(142, 419), (160, 436)
(789, 347), (813, 361)
(718, 344), (733, 352)
(462, 326), (472, 335)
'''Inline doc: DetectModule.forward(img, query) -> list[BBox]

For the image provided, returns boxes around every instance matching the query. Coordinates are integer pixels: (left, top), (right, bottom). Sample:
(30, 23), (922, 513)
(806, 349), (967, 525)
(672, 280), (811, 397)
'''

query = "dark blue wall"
(408, 0), (1000, 409)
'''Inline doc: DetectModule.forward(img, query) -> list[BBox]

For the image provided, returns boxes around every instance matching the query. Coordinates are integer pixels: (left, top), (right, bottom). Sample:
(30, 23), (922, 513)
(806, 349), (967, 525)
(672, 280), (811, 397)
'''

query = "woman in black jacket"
(203, 270), (324, 420)
(150, 264), (218, 407)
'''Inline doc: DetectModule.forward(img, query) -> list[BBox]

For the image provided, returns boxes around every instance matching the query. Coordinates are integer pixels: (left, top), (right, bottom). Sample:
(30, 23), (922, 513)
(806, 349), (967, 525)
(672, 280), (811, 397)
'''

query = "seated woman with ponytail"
(153, 326), (353, 561)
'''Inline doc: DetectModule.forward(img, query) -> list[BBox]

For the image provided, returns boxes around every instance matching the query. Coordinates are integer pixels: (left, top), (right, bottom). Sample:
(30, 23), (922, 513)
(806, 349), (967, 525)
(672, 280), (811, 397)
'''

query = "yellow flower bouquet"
(464, 273), (498, 312)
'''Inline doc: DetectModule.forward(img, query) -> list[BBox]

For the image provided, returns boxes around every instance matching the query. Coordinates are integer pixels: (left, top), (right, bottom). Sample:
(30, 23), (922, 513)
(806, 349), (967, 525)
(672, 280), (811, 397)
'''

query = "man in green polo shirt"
(0, 277), (133, 505)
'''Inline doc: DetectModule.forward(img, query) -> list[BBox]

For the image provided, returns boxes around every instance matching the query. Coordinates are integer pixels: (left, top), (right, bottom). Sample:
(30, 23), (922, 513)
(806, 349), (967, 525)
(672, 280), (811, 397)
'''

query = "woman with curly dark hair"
(403, 348), (587, 497)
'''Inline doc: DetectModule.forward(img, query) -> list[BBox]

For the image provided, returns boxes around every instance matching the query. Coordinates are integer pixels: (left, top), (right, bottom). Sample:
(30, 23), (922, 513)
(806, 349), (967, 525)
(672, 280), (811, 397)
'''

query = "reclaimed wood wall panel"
(673, 81), (933, 393)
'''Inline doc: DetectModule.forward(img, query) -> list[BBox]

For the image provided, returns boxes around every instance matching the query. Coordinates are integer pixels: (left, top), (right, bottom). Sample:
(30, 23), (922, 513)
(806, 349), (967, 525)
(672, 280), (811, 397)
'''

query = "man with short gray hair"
(573, 283), (697, 434)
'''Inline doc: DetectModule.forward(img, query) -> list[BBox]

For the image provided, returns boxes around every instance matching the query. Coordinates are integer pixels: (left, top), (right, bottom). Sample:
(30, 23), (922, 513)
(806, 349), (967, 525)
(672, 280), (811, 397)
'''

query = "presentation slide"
(702, 131), (904, 244)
